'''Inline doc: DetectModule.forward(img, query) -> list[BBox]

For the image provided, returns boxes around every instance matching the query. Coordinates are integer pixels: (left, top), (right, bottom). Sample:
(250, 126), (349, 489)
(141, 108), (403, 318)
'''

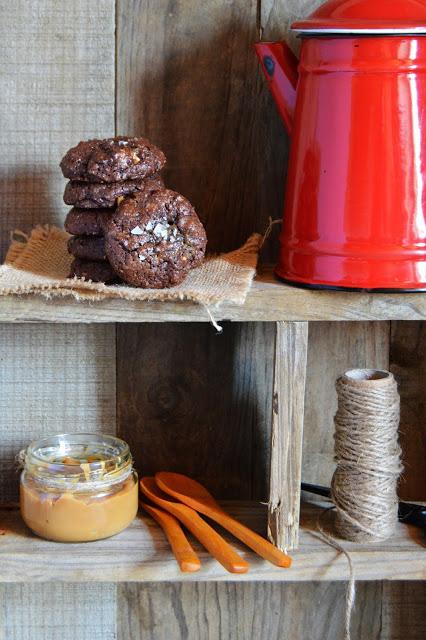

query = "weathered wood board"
(0, 584), (117, 640)
(115, 0), (279, 508)
(303, 322), (390, 490)
(0, 2), (116, 639)
(3, 273), (426, 322)
(0, 324), (116, 502)
(390, 322), (426, 500)
(117, 581), (383, 640)
(2, 502), (424, 583)
(117, 322), (274, 501)
(117, 581), (426, 640)
(116, 0), (279, 257)
(382, 582), (426, 640)
(0, 0), (114, 260)
(269, 321), (308, 549)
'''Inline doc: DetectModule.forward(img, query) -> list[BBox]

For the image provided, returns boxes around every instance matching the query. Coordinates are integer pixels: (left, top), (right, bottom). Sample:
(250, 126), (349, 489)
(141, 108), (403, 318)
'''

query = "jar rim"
(22, 432), (133, 490)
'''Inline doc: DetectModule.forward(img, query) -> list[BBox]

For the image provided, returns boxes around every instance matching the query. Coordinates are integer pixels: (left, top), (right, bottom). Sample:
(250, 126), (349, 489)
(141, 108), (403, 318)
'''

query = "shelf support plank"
(268, 321), (308, 550)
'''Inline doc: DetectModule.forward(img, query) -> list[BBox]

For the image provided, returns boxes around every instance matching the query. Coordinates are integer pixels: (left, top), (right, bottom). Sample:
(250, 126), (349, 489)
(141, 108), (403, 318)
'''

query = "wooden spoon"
(140, 500), (201, 572)
(155, 472), (292, 568)
(140, 478), (249, 574)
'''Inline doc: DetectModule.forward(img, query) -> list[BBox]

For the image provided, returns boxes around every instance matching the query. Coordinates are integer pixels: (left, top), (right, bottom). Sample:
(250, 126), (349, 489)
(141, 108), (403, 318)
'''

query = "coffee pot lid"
(292, 0), (426, 34)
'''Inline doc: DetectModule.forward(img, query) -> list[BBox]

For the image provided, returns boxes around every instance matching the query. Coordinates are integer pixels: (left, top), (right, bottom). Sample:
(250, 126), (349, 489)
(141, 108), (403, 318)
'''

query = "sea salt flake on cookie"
(104, 189), (207, 288)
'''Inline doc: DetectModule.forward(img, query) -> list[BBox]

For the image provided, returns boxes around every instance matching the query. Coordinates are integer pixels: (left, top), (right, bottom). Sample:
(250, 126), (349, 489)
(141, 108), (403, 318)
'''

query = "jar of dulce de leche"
(20, 433), (138, 542)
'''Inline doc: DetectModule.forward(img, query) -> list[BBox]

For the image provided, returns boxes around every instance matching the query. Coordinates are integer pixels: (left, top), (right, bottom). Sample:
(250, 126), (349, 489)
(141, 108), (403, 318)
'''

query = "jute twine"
(332, 369), (402, 543)
(320, 369), (403, 640)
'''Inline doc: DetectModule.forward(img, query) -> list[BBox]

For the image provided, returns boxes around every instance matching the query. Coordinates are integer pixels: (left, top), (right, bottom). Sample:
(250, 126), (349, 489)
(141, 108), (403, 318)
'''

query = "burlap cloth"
(0, 226), (261, 307)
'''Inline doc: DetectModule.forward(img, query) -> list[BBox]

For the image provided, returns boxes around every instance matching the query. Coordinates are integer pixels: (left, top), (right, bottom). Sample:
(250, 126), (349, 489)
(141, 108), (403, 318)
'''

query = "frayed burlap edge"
(0, 225), (261, 306)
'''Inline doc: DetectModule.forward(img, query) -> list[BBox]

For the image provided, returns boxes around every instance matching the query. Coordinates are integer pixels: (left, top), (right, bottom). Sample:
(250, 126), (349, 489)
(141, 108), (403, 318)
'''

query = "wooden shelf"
(1, 268), (426, 323)
(1, 501), (424, 583)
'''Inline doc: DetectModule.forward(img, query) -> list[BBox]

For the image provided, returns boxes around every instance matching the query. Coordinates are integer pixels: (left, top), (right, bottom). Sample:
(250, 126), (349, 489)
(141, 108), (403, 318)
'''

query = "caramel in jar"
(20, 433), (138, 542)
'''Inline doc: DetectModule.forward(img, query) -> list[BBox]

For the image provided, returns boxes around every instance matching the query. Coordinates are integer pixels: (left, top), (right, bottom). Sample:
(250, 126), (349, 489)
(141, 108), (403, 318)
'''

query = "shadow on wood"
(0, 168), (64, 261)
(117, 0), (287, 262)
(117, 322), (274, 502)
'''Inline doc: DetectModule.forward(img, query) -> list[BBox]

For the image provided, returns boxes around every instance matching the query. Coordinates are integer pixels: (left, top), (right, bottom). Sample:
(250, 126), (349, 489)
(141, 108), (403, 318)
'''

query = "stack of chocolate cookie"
(60, 137), (166, 283)
(60, 136), (207, 288)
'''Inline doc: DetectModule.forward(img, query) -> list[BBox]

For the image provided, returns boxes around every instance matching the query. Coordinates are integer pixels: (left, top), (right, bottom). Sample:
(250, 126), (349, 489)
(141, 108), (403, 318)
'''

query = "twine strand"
(317, 508), (355, 640)
(259, 217), (282, 249)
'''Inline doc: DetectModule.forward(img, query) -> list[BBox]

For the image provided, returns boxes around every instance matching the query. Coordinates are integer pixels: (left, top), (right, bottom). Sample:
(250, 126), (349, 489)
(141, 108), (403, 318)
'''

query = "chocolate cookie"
(63, 174), (164, 209)
(60, 137), (166, 183)
(69, 258), (118, 284)
(67, 236), (106, 262)
(105, 189), (207, 288)
(64, 208), (112, 236)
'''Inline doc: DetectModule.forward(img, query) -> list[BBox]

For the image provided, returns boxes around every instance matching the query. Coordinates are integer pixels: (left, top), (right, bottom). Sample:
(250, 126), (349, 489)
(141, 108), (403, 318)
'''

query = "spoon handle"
(207, 510), (292, 568)
(155, 503), (249, 574)
(140, 501), (201, 573)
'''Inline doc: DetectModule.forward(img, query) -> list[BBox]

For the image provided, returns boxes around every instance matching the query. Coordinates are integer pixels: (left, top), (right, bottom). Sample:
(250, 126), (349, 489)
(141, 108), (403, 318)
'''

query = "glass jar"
(20, 433), (138, 542)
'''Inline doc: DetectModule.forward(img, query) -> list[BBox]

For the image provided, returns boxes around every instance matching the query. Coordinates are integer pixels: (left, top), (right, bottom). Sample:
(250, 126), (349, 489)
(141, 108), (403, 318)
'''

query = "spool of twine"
(331, 369), (403, 543)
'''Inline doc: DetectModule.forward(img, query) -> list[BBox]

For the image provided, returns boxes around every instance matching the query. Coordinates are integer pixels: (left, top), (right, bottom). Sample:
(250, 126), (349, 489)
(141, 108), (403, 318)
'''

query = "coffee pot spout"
(254, 41), (298, 135)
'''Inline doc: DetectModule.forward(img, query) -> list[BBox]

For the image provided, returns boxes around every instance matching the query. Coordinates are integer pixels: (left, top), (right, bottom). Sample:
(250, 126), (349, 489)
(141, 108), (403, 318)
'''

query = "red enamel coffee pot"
(255, 0), (426, 291)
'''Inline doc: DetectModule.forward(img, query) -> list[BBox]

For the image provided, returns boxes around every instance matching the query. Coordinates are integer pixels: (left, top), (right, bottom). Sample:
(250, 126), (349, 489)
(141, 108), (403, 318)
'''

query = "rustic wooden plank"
(0, 324), (116, 501)
(303, 322), (390, 490)
(2, 270), (426, 322)
(1, 502), (424, 583)
(116, 0), (277, 255)
(381, 582), (426, 640)
(268, 321), (308, 550)
(117, 581), (382, 640)
(117, 322), (273, 501)
(0, 583), (117, 640)
(0, 0), (114, 260)
(390, 322), (426, 501)
(261, 0), (325, 52)
(0, 1), (116, 636)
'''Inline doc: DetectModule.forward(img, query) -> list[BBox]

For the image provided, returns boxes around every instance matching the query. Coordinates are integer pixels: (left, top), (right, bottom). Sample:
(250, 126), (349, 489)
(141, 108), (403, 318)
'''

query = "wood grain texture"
(0, 0), (114, 260)
(117, 581), (426, 640)
(117, 322), (273, 501)
(1, 502), (424, 583)
(381, 582), (426, 640)
(3, 270), (426, 322)
(390, 322), (426, 501)
(0, 324), (116, 501)
(269, 321), (308, 550)
(303, 322), (390, 490)
(117, 581), (384, 640)
(0, 2), (116, 637)
(0, 583), (117, 640)
(261, 0), (324, 52)
(117, 0), (283, 257)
